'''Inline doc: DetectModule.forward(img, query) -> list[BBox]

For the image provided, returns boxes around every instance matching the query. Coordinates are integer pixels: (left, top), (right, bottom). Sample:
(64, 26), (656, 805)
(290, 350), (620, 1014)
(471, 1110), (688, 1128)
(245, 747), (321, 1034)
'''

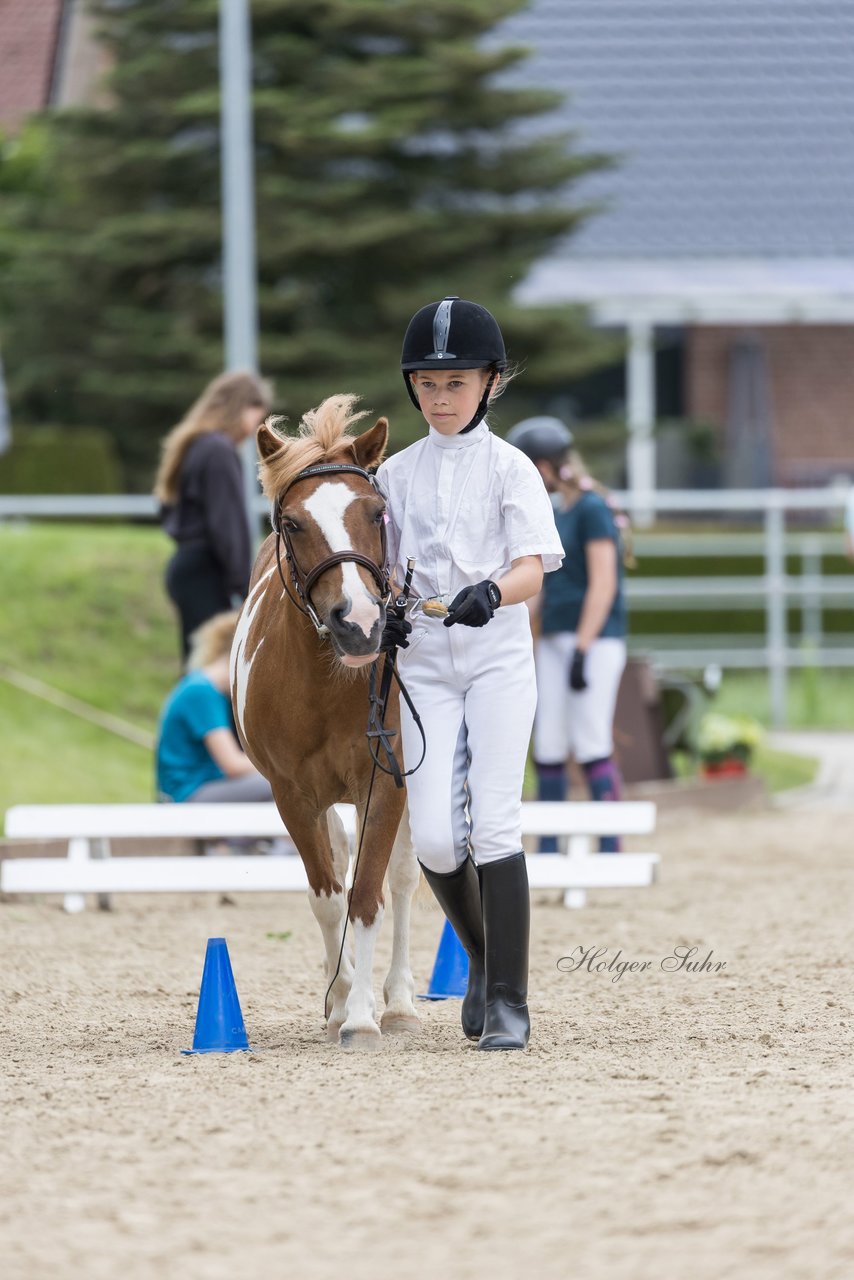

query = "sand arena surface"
(2, 808), (853, 1280)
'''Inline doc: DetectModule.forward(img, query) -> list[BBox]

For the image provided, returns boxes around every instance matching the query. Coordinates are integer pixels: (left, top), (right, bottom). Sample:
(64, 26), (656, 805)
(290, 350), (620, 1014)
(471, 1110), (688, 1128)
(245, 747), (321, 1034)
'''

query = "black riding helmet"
(401, 296), (507, 433)
(506, 416), (574, 464)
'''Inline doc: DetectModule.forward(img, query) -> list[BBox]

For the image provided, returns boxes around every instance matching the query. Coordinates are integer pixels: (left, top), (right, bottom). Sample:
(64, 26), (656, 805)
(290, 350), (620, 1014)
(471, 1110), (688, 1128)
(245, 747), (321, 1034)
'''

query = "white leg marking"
(229, 567), (275, 741)
(309, 887), (353, 1036)
(340, 910), (384, 1046)
(304, 482), (380, 638)
(382, 811), (420, 1030)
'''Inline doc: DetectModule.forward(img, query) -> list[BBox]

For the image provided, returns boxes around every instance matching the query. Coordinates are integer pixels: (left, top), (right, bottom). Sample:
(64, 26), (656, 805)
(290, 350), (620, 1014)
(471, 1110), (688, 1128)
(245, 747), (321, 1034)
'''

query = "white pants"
(398, 607), (537, 875)
(533, 633), (627, 765)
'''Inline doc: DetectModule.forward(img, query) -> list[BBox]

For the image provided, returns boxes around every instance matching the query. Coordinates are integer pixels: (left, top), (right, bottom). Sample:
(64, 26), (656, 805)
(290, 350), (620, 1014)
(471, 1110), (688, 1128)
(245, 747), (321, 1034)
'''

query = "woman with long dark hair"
(154, 371), (271, 659)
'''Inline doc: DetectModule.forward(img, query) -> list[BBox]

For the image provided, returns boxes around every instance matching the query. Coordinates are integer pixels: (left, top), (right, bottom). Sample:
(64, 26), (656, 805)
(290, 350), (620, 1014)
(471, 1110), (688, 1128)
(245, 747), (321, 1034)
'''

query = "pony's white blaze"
(304, 481), (380, 639)
(229, 567), (275, 741)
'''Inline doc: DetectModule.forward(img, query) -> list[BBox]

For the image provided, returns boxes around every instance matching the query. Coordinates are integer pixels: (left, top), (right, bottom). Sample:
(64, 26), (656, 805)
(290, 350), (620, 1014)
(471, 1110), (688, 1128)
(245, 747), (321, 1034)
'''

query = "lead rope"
(366, 655), (426, 786)
(366, 558), (423, 785)
(322, 562), (424, 1029)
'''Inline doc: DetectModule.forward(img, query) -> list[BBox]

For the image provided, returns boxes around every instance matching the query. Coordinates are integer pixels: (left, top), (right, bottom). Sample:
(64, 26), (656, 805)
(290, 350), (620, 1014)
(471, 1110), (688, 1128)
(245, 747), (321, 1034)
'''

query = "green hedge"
(0, 425), (123, 493)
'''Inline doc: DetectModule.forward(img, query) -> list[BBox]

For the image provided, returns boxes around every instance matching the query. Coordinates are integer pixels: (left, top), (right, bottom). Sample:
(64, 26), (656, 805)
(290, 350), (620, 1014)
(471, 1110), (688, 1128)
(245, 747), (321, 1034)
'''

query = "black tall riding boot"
(478, 852), (530, 1051)
(420, 857), (486, 1041)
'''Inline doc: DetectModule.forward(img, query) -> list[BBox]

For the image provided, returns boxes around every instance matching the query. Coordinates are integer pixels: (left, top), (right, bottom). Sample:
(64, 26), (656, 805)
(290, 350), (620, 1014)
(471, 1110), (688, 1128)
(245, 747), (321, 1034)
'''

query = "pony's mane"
(258, 394), (370, 499)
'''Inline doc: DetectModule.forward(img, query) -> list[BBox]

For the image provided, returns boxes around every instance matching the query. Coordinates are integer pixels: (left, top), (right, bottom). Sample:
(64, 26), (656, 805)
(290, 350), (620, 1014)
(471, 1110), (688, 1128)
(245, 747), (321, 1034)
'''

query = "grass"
(714, 668), (854, 730)
(0, 521), (177, 723)
(671, 743), (819, 794)
(752, 743), (819, 792)
(0, 681), (155, 807)
(0, 522), (177, 817)
(0, 521), (843, 822)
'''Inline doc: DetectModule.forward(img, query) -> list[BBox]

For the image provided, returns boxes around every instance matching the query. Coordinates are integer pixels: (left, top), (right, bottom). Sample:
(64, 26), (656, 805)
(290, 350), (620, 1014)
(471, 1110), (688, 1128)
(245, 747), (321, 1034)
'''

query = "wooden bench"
(1, 800), (658, 912)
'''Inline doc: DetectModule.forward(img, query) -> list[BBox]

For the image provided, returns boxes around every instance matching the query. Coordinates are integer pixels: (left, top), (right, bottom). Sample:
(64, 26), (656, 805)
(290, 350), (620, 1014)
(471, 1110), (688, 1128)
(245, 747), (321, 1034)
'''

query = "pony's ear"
(257, 421), (284, 461)
(352, 417), (389, 470)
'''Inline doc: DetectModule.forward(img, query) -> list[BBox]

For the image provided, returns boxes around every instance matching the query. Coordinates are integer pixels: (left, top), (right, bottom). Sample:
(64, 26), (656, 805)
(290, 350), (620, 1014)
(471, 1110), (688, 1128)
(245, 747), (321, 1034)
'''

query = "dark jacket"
(161, 432), (252, 599)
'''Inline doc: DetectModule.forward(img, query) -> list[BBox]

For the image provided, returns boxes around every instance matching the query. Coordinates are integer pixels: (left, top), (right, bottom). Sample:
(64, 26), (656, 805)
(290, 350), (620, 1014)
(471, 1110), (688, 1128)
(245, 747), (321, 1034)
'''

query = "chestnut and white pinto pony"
(229, 395), (420, 1049)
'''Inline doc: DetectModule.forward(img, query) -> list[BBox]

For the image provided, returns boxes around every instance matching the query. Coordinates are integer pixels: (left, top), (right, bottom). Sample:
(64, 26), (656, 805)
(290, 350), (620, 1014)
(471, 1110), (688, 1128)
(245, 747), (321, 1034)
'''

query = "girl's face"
(409, 369), (491, 436)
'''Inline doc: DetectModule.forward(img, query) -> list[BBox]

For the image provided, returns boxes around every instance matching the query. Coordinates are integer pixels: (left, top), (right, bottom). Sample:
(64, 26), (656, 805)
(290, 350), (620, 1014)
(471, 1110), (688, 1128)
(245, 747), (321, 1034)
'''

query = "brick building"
(0, 0), (105, 133)
(499, 0), (854, 495)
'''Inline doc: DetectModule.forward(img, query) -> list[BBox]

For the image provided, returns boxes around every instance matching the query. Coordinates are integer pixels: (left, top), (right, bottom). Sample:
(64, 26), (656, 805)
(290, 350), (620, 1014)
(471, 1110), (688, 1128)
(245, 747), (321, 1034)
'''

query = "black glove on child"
(380, 612), (412, 651)
(443, 579), (502, 629)
(569, 648), (588, 691)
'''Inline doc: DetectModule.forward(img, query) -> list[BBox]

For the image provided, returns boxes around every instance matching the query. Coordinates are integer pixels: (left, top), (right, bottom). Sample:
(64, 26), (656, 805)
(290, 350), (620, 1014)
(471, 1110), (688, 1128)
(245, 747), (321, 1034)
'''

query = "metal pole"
(219, 0), (260, 546)
(764, 497), (787, 727)
(626, 319), (656, 527)
(800, 534), (823, 651)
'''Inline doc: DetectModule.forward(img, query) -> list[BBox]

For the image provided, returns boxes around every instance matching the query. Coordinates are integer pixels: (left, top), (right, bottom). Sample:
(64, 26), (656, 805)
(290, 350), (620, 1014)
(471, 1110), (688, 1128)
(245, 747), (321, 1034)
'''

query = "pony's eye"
(282, 517), (300, 533)
(374, 508), (387, 525)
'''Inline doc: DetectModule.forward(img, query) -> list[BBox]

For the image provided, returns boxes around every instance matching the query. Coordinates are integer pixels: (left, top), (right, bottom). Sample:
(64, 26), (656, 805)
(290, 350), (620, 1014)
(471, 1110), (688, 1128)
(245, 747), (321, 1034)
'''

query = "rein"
(366, 561), (426, 788)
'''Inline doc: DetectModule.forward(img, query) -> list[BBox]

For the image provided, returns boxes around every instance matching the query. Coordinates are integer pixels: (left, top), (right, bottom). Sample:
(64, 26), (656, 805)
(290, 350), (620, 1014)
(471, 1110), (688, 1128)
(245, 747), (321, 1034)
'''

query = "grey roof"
(515, 256), (854, 324)
(495, 1), (854, 258)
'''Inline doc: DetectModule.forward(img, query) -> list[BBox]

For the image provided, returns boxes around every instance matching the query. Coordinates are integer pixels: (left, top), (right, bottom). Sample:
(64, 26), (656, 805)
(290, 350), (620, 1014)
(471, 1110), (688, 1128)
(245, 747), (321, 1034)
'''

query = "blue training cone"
(182, 937), (251, 1054)
(419, 918), (469, 1000)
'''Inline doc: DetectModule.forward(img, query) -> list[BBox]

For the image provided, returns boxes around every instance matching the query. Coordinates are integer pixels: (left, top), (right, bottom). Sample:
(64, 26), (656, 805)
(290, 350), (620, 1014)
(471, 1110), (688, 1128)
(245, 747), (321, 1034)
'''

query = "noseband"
(271, 462), (391, 635)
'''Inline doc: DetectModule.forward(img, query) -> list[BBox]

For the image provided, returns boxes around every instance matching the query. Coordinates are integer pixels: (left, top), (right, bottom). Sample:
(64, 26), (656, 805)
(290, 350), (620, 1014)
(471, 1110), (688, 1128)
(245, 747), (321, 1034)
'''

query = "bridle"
(269, 459), (425, 788)
(271, 462), (392, 635)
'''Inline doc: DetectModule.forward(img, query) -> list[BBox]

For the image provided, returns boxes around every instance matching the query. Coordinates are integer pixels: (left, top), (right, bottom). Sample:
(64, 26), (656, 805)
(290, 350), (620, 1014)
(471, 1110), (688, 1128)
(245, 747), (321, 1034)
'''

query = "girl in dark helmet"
(506, 417), (629, 853)
(376, 297), (563, 1051)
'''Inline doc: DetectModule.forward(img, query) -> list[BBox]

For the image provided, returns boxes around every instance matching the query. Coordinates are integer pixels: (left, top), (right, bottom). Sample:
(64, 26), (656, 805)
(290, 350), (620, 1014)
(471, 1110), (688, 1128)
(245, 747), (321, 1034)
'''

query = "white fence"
(616, 487), (852, 726)
(2, 486), (852, 727)
(1, 800), (658, 912)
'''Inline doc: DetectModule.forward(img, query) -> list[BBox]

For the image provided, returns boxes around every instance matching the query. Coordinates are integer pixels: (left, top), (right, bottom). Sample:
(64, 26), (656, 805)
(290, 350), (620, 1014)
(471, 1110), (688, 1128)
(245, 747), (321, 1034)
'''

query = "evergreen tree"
(0, 0), (612, 488)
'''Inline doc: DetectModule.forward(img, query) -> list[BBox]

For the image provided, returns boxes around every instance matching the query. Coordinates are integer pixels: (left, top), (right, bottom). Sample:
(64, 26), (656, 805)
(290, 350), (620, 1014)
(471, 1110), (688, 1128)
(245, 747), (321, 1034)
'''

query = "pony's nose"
(330, 600), (379, 632)
(328, 593), (383, 646)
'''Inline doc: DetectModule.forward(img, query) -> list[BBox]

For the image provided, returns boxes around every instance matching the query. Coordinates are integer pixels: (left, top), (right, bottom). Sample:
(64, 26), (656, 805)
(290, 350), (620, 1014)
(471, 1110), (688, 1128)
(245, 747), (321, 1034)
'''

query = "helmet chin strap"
(460, 371), (497, 434)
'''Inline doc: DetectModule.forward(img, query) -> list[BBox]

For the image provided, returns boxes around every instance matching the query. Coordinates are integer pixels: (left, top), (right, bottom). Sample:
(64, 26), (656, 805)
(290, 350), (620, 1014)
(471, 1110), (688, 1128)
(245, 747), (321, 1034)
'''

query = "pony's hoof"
(326, 1020), (344, 1043)
(339, 1025), (383, 1052)
(380, 1012), (422, 1036)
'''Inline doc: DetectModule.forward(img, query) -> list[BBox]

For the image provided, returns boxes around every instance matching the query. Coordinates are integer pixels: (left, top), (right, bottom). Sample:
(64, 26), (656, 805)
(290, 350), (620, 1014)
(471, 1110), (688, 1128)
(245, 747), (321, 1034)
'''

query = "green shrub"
(0, 425), (123, 493)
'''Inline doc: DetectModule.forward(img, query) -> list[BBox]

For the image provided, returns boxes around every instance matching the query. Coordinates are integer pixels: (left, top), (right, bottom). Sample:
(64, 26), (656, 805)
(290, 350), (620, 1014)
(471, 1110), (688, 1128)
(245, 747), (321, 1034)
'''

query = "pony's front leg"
(309, 889), (354, 1043)
(309, 806), (356, 1042)
(381, 808), (421, 1035)
(273, 794), (353, 1043)
(338, 904), (385, 1051)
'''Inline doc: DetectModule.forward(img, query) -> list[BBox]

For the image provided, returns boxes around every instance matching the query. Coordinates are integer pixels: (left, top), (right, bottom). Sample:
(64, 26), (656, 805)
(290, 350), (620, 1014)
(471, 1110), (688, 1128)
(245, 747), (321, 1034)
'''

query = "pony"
(229, 395), (420, 1048)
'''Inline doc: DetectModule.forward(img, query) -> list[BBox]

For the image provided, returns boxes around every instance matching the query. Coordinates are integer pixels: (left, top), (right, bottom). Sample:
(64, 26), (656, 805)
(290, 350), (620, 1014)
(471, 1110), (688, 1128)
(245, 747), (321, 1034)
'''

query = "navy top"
(541, 491), (626, 638)
(160, 432), (251, 600)
(156, 671), (233, 802)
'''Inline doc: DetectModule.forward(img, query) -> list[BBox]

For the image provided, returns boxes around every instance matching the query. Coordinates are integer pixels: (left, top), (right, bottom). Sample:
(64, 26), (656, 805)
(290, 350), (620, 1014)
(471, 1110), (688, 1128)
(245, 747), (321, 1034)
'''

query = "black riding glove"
(569, 648), (588, 691)
(443, 579), (502, 629)
(379, 612), (412, 652)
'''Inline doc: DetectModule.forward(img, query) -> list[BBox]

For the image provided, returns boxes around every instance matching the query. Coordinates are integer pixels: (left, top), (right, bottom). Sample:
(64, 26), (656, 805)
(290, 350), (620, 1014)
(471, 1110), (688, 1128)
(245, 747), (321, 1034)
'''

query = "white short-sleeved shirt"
(376, 420), (564, 604)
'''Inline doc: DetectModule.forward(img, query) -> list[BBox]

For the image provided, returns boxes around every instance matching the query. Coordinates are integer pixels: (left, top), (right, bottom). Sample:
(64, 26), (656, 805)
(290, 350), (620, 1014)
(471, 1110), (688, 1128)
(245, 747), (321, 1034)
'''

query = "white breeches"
(533, 633), (627, 765)
(398, 608), (537, 875)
